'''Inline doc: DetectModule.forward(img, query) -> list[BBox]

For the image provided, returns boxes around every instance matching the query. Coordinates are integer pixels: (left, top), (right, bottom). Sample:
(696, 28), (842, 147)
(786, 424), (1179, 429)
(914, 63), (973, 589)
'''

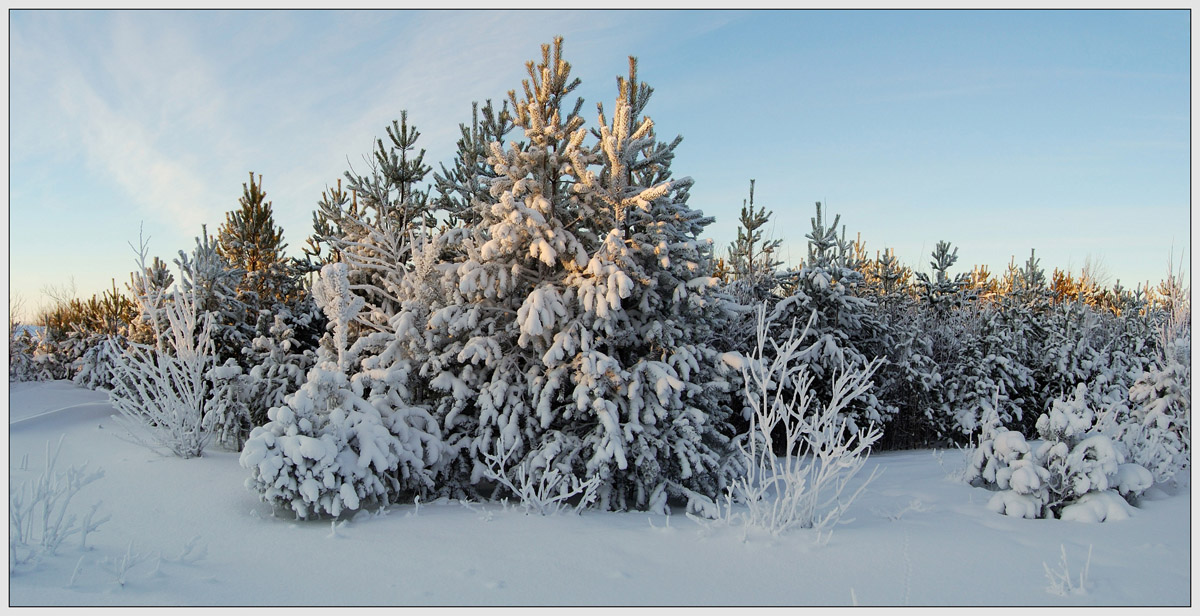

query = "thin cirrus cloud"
(27, 12), (242, 235)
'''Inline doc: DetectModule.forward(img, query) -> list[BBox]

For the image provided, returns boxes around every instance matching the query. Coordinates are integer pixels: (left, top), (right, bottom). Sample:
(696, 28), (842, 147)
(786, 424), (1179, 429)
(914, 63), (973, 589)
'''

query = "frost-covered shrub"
(720, 304), (882, 541)
(10, 436), (109, 567)
(106, 236), (222, 459)
(106, 305), (215, 458)
(479, 431), (600, 515)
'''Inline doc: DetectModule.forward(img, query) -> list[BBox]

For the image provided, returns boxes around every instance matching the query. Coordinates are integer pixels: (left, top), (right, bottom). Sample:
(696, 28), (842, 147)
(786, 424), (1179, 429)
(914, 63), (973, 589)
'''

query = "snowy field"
(9, 380), (1190, 607)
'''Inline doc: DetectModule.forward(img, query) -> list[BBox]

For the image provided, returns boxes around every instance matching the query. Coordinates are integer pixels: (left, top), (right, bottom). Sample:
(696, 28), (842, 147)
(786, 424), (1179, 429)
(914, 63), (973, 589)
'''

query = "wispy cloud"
(15, 11), (245, 236)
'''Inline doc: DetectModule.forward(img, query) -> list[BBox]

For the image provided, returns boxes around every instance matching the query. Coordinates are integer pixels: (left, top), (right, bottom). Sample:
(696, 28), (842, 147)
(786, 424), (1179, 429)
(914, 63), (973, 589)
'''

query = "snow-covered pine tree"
(432, 99), (515, 230)
(766, 203), (889, 433)
(916, 240), (970, 320)
(243, 303), (320, 428)
(563, 55), (738, 511)
(865, 248), (942, 448)
(1121, 263), (1190, 485)
(9, 324), (39, 382)
(240, 263), (441, 518)
(940, 301), (1035, 437)
(216, 172), (305, 318)
(125, 255), (175, 346)
(303, 179), (356, 268)
(393, 41), (738, 512)
(70, 282), (139, 391)
(1036, 299), (1111, 414)
(909, 241), (974, 440)
(313, 112), (439, 356)
(725, 179), (783, 306)
(175, 228), (251, 365)
(383, 37), (591, 500)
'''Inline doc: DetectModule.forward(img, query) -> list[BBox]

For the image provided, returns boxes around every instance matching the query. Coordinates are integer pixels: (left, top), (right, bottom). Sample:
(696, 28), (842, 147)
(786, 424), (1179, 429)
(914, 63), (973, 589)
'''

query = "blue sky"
(8, 9), (1190, 318)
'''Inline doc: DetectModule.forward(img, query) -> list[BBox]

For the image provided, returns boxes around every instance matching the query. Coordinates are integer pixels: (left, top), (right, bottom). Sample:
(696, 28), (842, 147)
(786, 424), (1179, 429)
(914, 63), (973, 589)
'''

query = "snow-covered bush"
(240, 263), (442, 519)
(966, 393), (1050, 519)
(720, 304), (882, 541)
(9, 325), (41, 382)
(970, 383), (1153, 520)
(10, 436), (109, 568)
(1120, 321), (1190, 485)
(1037, 385), (1153, 511)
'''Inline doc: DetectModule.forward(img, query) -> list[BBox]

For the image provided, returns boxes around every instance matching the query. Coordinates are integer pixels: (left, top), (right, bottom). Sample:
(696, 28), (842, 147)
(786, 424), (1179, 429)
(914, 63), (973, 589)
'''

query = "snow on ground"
(8, 380), (1191, 606)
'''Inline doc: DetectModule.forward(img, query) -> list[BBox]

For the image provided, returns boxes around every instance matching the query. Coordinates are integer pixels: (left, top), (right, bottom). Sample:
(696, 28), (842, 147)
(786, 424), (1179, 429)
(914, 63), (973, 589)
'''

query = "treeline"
(9, 37), (1189, 519)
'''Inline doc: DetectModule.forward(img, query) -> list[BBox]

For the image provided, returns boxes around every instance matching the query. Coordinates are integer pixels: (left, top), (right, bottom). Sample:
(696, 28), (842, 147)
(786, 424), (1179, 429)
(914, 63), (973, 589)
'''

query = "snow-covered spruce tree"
(394, 42), (738, 512)
(240, 263), (442, 519)
(766, 203), (889, 435)
(106, 239), (217, 459)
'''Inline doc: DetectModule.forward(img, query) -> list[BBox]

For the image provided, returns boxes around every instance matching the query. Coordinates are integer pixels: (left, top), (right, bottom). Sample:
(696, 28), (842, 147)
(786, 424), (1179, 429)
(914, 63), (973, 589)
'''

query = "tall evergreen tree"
(216, 172), (302, 314)
(390, 40), (738, 512)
